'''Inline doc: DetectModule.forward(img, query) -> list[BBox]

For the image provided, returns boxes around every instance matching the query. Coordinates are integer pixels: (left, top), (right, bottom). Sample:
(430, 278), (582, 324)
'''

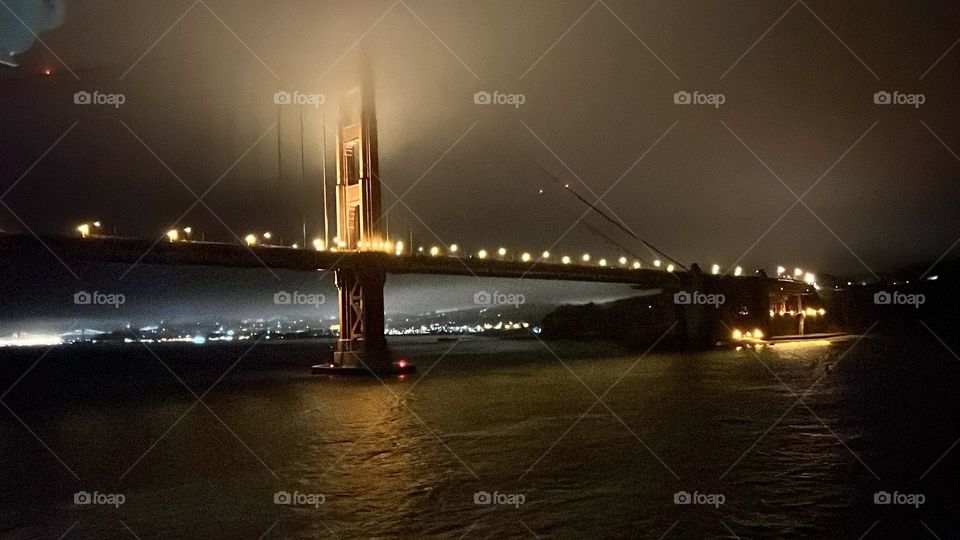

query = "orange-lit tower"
(330, 84), (392, 371)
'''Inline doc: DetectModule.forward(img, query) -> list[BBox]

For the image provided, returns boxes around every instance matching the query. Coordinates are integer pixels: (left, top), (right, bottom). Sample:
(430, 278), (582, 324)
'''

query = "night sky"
(2, 0), (960, 327)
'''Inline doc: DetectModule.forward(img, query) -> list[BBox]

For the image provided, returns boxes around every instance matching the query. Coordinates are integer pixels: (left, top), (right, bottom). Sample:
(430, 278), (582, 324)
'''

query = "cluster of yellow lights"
(731, 328), (764, 341)
(75, 221), (101, 238)
(165, 226), (192, 242)
(358, 240), (400, 254)
(769, 308), (827, 317)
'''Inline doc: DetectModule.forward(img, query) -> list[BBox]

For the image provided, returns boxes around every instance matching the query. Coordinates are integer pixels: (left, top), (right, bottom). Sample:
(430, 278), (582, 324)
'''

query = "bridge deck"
(0, 234), (689, 286)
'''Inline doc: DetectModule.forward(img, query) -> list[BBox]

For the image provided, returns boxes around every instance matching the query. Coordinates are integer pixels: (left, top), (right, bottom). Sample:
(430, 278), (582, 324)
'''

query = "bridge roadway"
(0, 234), (690, 287)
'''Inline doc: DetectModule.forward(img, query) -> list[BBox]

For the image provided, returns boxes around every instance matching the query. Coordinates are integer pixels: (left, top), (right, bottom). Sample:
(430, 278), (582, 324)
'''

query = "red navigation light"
(397, 359), (407, 368)
(43, 68), (52, 76)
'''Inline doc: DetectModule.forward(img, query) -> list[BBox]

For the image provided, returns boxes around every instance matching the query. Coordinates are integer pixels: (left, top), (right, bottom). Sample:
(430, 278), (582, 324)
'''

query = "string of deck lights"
(73, 221), (820, 284)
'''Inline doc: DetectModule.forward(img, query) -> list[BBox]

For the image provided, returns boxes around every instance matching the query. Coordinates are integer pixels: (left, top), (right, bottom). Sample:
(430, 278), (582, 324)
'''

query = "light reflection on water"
(0, 336), (957, 538)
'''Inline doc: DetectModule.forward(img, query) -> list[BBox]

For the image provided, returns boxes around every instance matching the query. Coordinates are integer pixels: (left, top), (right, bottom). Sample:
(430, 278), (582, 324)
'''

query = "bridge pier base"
(312, 266), (414, 376)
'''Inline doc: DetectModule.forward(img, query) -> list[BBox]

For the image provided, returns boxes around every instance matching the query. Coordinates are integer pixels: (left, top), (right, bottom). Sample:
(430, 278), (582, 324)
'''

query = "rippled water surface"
(1, 335), (959, 538)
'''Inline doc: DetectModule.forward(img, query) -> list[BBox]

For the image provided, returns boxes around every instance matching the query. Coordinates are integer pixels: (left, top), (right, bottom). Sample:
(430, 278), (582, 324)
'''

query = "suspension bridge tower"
(315, 85), (412, 375)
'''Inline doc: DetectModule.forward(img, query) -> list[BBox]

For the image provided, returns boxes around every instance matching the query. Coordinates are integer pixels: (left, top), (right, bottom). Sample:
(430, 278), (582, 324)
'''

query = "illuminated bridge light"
(561, 255), (571, 264)
(794, 267), (802, 277)
(244, 234), (257, 246)
(632, 261), (641, 269)
(77, 223), (90, 238)
(581, 253), (590, 263)
(291, 243), (299, 249)
(429, 246), (440, 256)
(477, 249), (487, 259)
(776, 265), (785, 276)
(734, 266), (743, 276)
(449, 244), (459, 254)
(598, 258), (607, 266)
(541, 251), (550, 259)
(497, 247), (507, 258)
(653, 260), (661, 268)
(183, 227), (193, 237)
(263, 232), (272, 240)
(395, 241), (404, 255)
(521, 252), (531, 262)
(313, 239), (325, 251)
(711, 264), (720, 275)
(666, 264), (675, 272)
(166, 229), (180, 242)
(618, 256), (627, 266)
(804, 272), (816, 285)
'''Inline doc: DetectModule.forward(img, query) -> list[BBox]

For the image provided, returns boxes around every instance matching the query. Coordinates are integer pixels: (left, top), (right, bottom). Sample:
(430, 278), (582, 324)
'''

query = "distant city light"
(804, 272), (816, 285)
(794, 267), (803, 277)
(245, 234), (257, 246)
(776, 266), (785, 276)
(0, 333), (62, 347)
(166, 229), (179, 242)
(77, 223), (90, 237)
(263, 232), (272, 240)
(313, 239), (325, 251)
